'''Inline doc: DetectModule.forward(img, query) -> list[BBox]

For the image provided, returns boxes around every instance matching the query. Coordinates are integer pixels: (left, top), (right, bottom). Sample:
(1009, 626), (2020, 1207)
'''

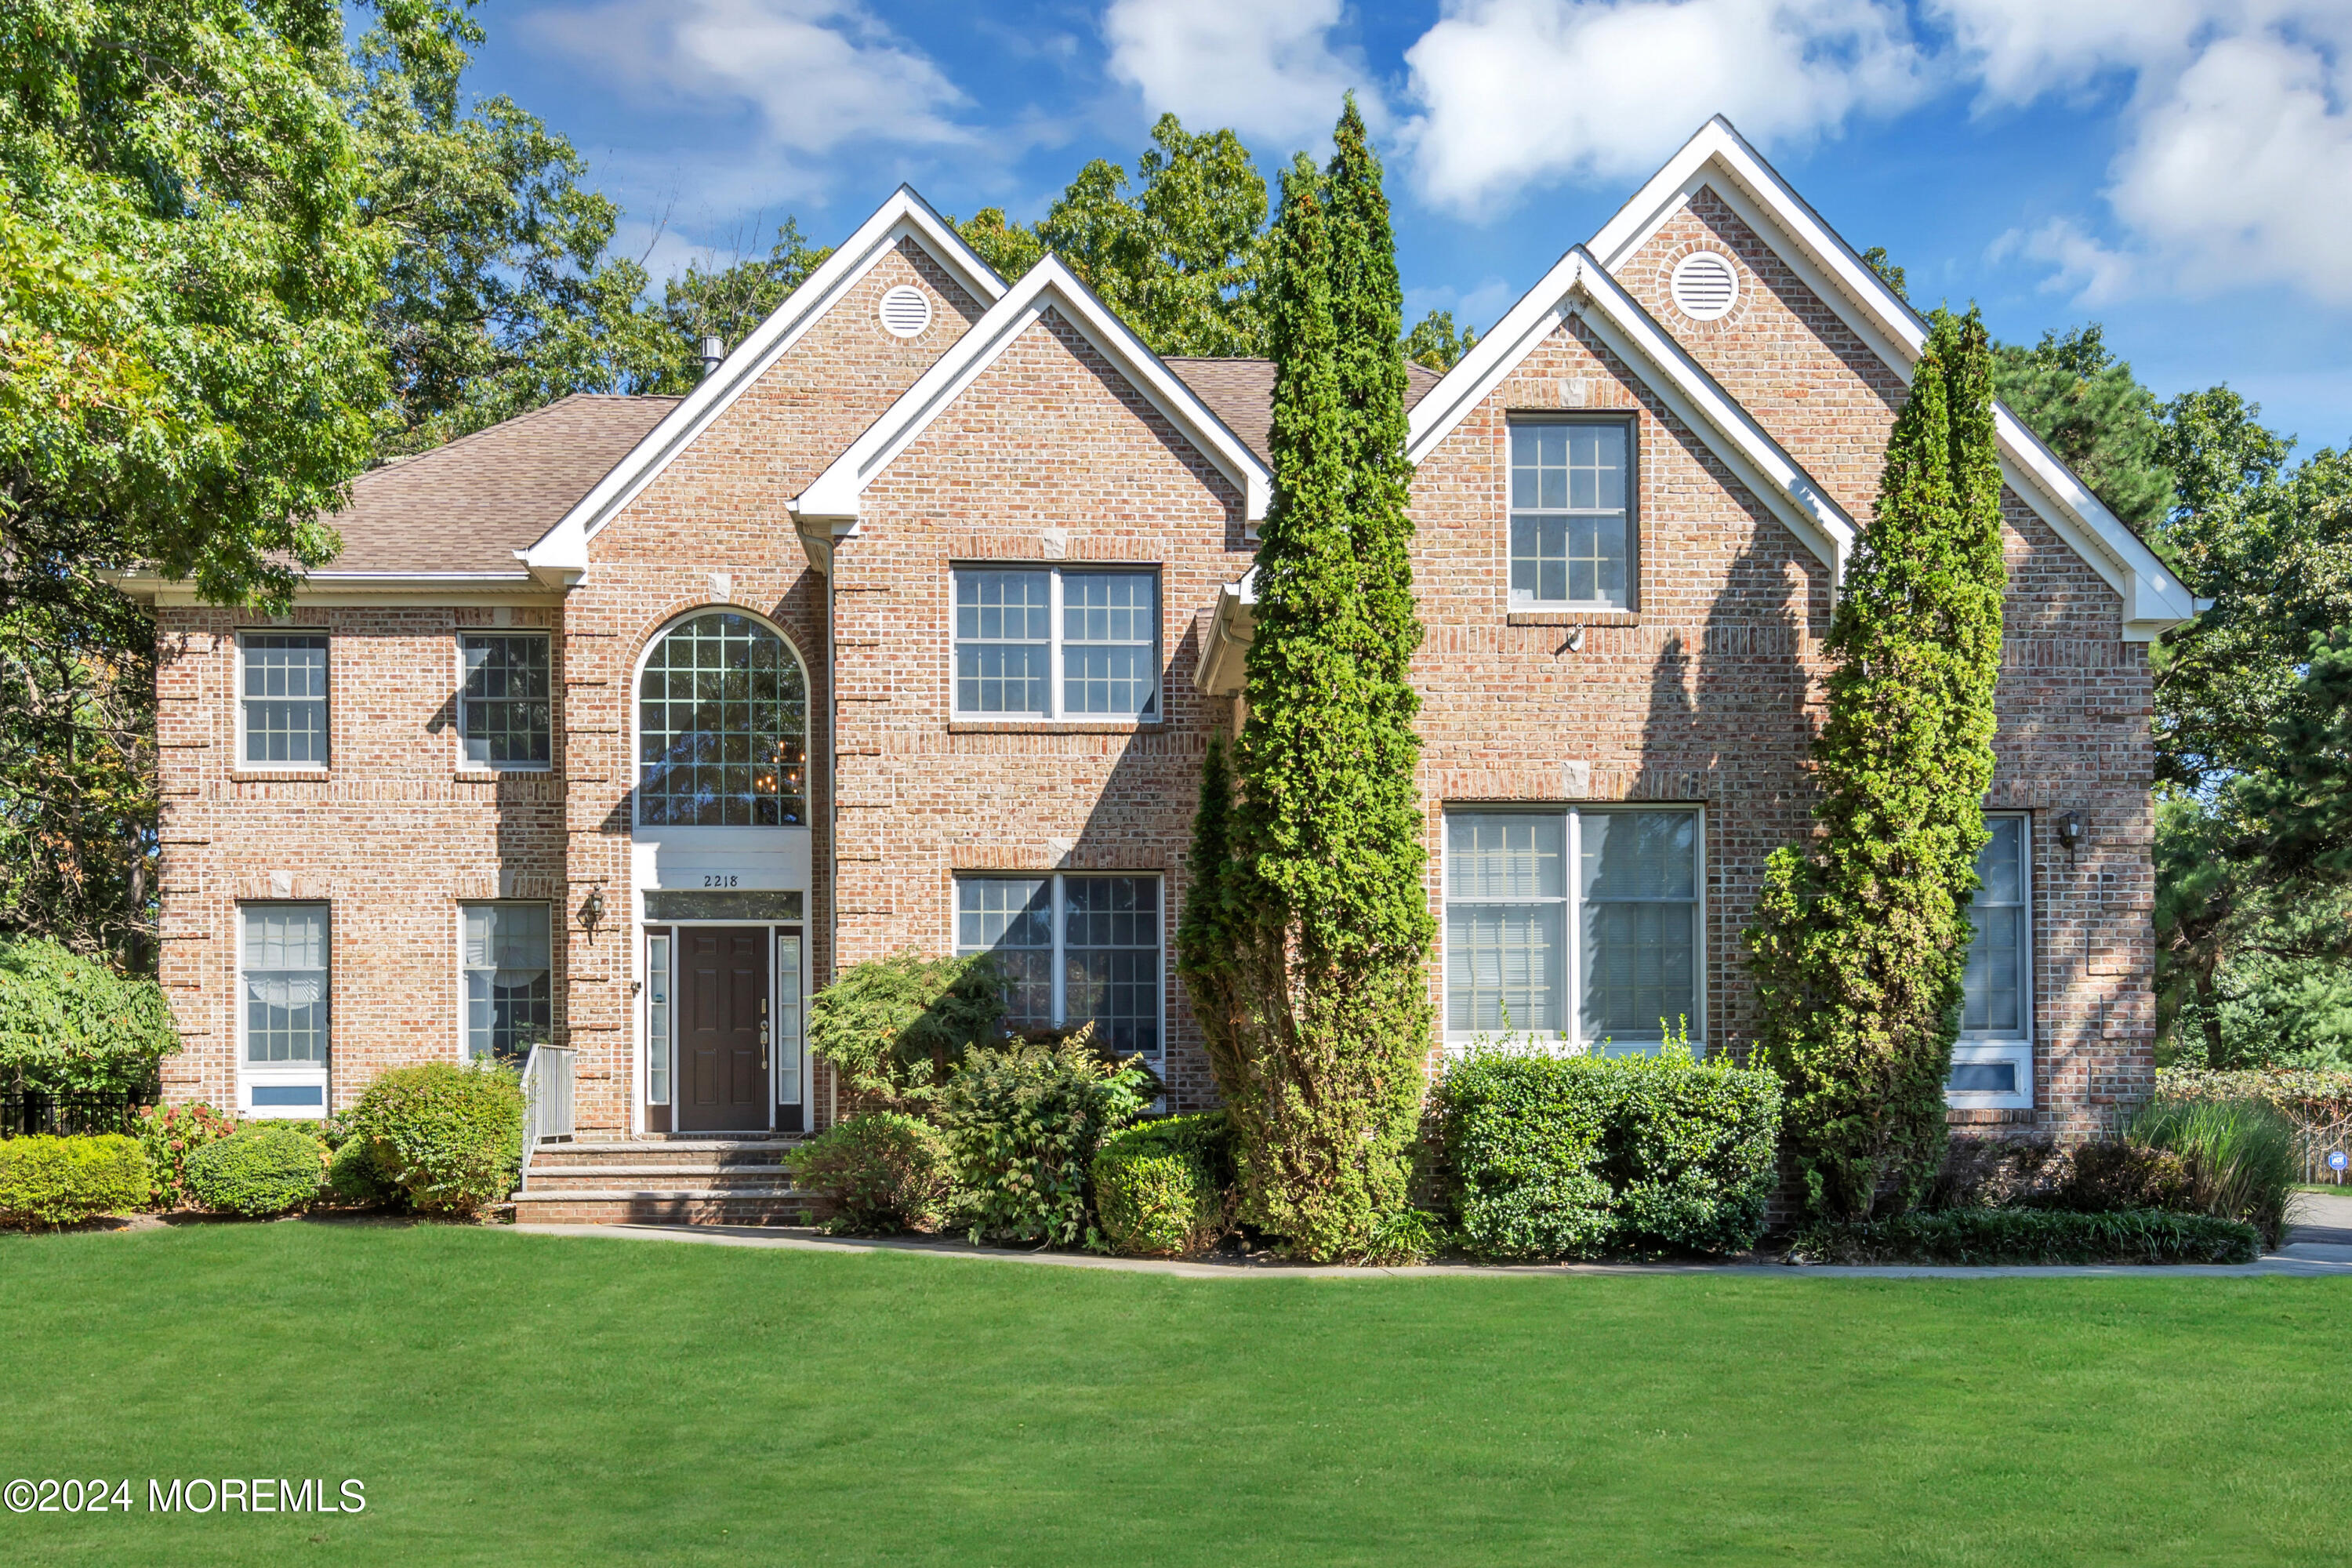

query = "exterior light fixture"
(579, 887), (606, 941)
(2055, 811), (2083, 863)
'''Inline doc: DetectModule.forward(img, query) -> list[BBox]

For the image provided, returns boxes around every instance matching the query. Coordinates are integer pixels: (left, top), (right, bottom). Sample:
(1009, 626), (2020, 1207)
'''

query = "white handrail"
(516, 1045), (577, 1195)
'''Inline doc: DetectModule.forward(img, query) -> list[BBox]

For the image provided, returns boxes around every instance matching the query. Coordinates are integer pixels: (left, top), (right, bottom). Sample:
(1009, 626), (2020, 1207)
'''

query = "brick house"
(114, 120), (2190, 1212)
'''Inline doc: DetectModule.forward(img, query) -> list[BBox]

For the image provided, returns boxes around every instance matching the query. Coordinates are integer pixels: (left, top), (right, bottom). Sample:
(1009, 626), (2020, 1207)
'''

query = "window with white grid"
(953, 568), (1158, 720)
(240, 633), (329, 766)
(955, 873), (1161, 1056)
(461, 903), (551, 1062)
(241, 903), (329, 1063)
(637, 612), (808, 827)
(1509, 420), (1633, 609)
(460, 634), (552, 768)
(1949, 815), (2034, 1107)
(1445, 808), (1700, 1051)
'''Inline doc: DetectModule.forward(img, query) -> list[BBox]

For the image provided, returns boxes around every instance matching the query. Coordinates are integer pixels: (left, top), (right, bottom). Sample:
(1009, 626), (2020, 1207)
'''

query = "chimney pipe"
(699, 334), (724, 379)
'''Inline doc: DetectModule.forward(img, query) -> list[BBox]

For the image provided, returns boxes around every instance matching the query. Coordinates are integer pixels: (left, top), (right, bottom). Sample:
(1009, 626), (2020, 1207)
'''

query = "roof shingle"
(1165, 358), (1445, 466)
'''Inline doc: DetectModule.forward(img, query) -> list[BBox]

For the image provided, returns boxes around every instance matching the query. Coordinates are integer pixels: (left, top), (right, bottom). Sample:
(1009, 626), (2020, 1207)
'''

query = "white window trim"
(237, 900), (330, 1120)
(949, 564), (1163, 724)
(1948, 811), (2034, 1110)
(1439, 804), (1706, 1056)
(456, 900), (554, 1063)
(1504, 416), (1639, 614)
(455, 631), (554, 774)
(234, 630), (331, 772)
(951, 871), (1167, 1059)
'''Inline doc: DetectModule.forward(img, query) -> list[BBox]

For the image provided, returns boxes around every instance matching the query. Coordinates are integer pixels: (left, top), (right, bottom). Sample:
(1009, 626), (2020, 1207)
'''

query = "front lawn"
(3, 1224), (2348, 1566)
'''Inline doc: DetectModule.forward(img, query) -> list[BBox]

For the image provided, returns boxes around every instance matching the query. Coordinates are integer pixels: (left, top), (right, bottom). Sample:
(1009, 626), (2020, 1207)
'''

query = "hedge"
(1091, 1112), (1233, 1257)
(183, 1123), (326, 1217)
(0, 1134), (150, 1228)
(1440, 1044), (1781, 1261)
(135, 1102), (238, 1209)
(1788, 1207), (2260, 1265)
(347, 1062), (524, 1215)
(324, 1133), (403, 1210)
(783, 1113), (948, 1234)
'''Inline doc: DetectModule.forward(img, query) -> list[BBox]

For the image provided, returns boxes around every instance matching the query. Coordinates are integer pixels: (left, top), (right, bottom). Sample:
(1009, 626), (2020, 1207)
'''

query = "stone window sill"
(454, 767), (554, 779)
(230, 769), (329, 782)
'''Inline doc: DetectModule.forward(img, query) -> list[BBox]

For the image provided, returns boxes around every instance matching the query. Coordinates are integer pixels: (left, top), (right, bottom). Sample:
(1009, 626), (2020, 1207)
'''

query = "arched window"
(637, 612), (807, 827)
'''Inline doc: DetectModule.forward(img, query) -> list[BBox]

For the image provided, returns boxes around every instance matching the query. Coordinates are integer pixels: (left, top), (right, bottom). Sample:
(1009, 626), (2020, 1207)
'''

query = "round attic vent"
(878, 284), (933, 338)
(1669, 252), (1739, 321)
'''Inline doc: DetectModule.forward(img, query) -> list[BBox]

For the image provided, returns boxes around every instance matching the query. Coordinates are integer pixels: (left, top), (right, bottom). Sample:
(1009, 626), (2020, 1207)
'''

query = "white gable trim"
(520, 186), (1006, 583)
(1591, 117), (2194, 640)
(1407, 247), (1856, 578)
(793, 253), (1272, 533)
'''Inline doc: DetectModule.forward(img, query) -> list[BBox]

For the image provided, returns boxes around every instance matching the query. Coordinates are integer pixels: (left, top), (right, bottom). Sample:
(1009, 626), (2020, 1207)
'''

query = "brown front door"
(679, 927), (768, 1131)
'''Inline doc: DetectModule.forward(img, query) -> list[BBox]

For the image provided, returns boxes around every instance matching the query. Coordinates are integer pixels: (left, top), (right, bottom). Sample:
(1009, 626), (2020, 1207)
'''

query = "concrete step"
(506, 1188), (830, 1226)
(523, 1168), (808, 1195)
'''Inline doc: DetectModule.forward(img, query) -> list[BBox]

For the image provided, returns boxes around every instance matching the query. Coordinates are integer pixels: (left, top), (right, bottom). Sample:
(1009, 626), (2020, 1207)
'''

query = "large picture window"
(955, 873), (1162, 1056)
(1444, 808), (1699, 1050)
(1949, 814), (2034, 1108)
(952, 568), (1159, 720)
(461, 903), (551, 1062)
(637, 612), (808, 827)
(1509, 420), (1632, 609)
(242, 903), (329, 1063)
(240, 633), (329, 766)
(460, 633), (552, 768)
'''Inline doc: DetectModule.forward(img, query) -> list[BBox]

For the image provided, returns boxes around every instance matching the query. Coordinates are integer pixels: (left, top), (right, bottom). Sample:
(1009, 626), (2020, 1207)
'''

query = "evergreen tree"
(1993, 325), (2175, 532)
(1174, 733), (1248, 1099)
(1746, 310), (2007, 1220)
(1191, 100), (1433, 1261)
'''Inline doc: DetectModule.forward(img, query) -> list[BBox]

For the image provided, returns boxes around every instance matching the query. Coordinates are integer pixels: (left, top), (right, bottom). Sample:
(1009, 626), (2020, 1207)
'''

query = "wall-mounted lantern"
(2054, 811), (2083, 864)
(579, 887), (606, 942)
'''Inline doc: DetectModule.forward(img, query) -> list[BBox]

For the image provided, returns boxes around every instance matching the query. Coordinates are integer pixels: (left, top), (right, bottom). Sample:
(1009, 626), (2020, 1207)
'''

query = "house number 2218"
(702, 874), (739, 888)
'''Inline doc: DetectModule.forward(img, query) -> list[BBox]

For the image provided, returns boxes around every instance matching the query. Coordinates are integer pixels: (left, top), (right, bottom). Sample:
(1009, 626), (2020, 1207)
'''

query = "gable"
(1588, 117), (2194, 640)
(793, 255), (1272, 567)
(521, 186), (1007, 586)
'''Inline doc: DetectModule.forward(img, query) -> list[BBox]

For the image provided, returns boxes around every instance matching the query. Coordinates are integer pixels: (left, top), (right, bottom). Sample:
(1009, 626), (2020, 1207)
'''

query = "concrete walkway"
(509, 1190), (2352, 1279)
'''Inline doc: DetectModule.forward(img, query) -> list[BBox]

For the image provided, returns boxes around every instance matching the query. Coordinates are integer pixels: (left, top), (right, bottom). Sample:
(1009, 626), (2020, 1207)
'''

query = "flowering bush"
(135, 1102), (237, 1209)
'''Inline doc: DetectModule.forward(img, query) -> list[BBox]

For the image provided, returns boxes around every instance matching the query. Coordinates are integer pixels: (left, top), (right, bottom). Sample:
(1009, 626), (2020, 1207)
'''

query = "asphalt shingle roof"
(1164, 358), (1445, 466)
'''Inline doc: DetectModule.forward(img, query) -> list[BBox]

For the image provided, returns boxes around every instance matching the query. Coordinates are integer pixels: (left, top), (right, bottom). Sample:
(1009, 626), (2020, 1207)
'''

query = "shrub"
(134, 1102), (237, 1209)
(807, 951), (1007, 1109)
(1440, 1044), (1781, 1261)
(1091, 1112), (1233, 1257)
(2158, 1067), (2352, 1181)
(1929, 1134), (2070, 1210)
(2130, 1095), (2299, 1246)
(0, 937), (178, 1095)
(783, 1113), (949, 1234)
(324, 1134), (403, 1210)
(0, 1134), (151, 1228)
(1788, 1208), (2259, 1265)
(2054, 1141), (2197, 1214)
(937, 1031), (1154, 1247)
(183, 1123), (325, 1217)
(347, 1062), (524, 1215)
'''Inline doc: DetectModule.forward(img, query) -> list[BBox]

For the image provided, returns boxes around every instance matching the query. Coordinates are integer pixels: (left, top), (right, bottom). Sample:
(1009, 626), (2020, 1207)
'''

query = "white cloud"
(1102, 0), (1381, 145)
(1400, 0), (1926, 215)
(1990, 219), (2140, 305)
(1936, 1), (2352, 304)
(522, 0), (970, 158)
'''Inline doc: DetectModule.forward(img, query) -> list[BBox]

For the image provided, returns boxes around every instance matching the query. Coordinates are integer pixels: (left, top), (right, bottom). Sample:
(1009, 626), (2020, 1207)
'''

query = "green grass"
(3, 1223), (2350, 1566)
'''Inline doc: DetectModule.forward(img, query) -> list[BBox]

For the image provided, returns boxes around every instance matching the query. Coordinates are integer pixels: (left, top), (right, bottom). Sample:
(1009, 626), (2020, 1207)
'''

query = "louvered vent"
(878, 285), (933, 338)
(1669, 252), (1739, 321)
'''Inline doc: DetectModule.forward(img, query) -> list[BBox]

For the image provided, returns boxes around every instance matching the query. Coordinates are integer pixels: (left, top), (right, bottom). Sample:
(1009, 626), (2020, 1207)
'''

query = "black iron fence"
(2, 1091), (158, 1140)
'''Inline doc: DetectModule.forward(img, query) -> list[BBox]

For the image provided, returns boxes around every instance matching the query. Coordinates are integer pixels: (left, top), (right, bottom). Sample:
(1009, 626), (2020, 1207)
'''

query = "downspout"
(826, 567), (839, 1133)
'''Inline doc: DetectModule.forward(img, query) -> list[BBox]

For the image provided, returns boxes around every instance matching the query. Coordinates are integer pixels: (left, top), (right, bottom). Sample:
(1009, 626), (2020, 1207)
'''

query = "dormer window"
(1510, 419), (1633, 610)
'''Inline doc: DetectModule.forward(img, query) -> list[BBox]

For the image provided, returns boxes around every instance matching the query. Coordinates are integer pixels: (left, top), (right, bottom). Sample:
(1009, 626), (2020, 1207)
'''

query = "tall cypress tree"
(1179, 101), (1432, 1261)
(1746, 309), (2006, 1219)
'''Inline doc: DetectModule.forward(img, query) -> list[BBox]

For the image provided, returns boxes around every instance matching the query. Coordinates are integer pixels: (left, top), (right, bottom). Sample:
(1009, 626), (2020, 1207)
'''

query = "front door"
(678, 927), (768, 1131)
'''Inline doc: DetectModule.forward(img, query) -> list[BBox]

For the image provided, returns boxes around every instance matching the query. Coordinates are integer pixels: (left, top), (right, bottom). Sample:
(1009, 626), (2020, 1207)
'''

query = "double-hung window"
(240, 633), (329, 767)
(955, 874), (1162, 1055)
(241, 903), (329, 1116)
(1949, 815), (2034, 1108)
(460, 903), (552, 1062)
(1444, 808), (1700, 1051)
(952, 567), (1159, 720)
(1509, 420), (1633, 609)
(459, 633), (552, 768)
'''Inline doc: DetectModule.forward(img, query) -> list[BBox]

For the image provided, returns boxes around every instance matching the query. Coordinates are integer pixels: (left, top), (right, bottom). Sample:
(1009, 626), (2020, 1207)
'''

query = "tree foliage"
(805, 951), (1006, 1109)
(1178, 101), (1434, 1261)
(1746, 309), (2006, 1221)
(1401, 308), (1477, 371)
(1994, 325), (2176, 532)
(0, 935), (178, 1095)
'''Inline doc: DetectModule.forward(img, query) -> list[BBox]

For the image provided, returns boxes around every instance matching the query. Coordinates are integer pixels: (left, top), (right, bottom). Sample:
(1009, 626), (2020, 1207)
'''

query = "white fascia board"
(1590, 116), (2192, 639)
(521, 186), (1007, 579)
(793, 253), (1272, 527)
(1406, 248), (1855, 577)
(1194, 566), (1258, 696)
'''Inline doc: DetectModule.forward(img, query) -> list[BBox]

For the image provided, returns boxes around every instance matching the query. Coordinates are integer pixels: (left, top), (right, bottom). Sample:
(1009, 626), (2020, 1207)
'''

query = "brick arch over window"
(633, 607), (810, 828)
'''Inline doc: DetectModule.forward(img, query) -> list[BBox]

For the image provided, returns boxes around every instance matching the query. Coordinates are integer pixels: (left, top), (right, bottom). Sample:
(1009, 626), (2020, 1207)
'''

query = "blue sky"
(468, 1), (2352, 452)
